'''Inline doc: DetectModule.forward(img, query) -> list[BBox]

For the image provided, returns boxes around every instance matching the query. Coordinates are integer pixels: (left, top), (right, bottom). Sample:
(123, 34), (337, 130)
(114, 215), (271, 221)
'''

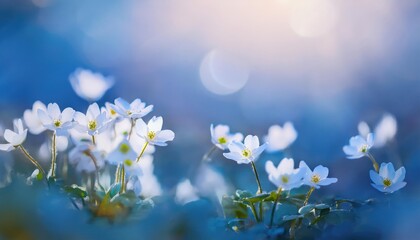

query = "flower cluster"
(343, 132), (406, 193)
(0, 69), (175, 219)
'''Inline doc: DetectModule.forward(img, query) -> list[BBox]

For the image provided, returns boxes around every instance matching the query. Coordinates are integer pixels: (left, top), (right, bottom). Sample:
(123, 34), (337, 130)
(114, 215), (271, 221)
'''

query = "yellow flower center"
(359, 144), (368, 153)
(54, 120), (61, 127)
(281, 175), (289, 183)
(124, 159), (133, 167)
(311, 174), (320, 183)
(88, 120), (97, 130)
(110, 109), (116, 116)
(218, 137), (227, 144)
(383, 178), (392, 187)
(119, 143), (130, 154)
(148, 131), (156, 140)
(126, 110), (132, 116)
(242, 148), (251, 158)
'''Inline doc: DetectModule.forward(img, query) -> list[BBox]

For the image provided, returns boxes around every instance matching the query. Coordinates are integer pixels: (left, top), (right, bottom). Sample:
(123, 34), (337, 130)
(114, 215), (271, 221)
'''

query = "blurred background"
(1, 0), (420, 239)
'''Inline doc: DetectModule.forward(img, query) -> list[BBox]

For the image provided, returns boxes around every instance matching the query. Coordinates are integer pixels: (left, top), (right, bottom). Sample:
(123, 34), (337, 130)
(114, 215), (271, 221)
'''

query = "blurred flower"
(106, 139), (137, 165)
(135, 116), (175, 146)
(23, 101), (47, 135)
(26, 169), (42, 185)
(210, 124), (243, 150)
(0, 119), (28, 152)
(110, 98), (153, 120)
(38, 103), (75, 136)
(223, 135), (267, 164)
(265, 158), (306, 190)
(264, 122), (297, 152)
(299, 161), (337, 189)
(138, 154), (162, 197)
(122, 158), (143, 177)
(175, 179), (199, 205)
(69, 68), (114, 102)
(69, 143), (104, 173)
(126, 175), (142, 197)
(195, 164), (230, 203)
(343, 133), (374, 159)
(370, 162), (406, 193)
(358, 113), (397, 148)
(74, 103), (110, 136)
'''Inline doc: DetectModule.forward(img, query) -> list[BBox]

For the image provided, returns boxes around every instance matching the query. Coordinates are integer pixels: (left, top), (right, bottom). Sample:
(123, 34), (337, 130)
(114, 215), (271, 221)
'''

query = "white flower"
(38, 103), (75, 136)
(175, 179), (199, 205)
(106, 139), (138, 165)
(370, 162), (406, 193)
(104, 102), (121, 121)
(69, 68), (114, 102)
(122, 158), (143, 177)
(69, 143), (104, 173)
(138, 154), (162, 197)
(195, 164), (229, 203)
(126, 175), (142, 197)
(265, 158), (306, 191)
(343, 133), (374, 159)
(299, 161), (337, 189)
(110, 98), (153, 119)
(135, 116), (175, 146)
(23, 101), (47, 135)
(358, 114), (397, 148)
(223, 135), (267, 164)
(264, 122), (297, 152)
(74, 103), (110, 136)
(0, 119), (28, 152)
(210, 124), (243, 150)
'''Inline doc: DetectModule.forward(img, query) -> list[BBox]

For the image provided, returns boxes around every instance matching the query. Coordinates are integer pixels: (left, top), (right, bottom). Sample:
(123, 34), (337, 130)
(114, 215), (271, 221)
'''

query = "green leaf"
(108, 183), (122, 198)
(111, 191), (138, 207)
(235, 190), (253, 199)
(263, 190), (279, 202)
(64, 184), (87, 199)
(315, 204), (330, 210)
(298, 204), (315, 215)
(243, 193), (270, 204)
(222, 196), (248, 219)
(283, 214), (303, 221)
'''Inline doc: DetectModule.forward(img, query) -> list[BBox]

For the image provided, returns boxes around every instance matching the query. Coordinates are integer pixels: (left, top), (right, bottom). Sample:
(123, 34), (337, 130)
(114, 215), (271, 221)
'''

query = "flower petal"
(148, 116), (163, 132)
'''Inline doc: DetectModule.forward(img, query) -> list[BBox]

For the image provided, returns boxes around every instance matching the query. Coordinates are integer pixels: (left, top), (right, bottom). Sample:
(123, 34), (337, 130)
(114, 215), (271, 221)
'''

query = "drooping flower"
(106, 139), (138, 165)
(69, 68), (114, 102)
(74, 103), (110, 136)
(126, 175), (142, 197)
(37, 103), (75, 136)
(210, 124), (243, 150)
(23, 101), (47, 135)
(343, 133), (374, 159)
(299, 161), (337, 189)
(264, 122), (297, 152)
(68, 143), (104, 173)
(223, 135), (267, 164)
(265, 158), (306, 190)
(135, 116), (175, 146)
(110, 98), (153, 120)
(0, 119), (28, 152)
(175, 179), (199, 205)
(358, 113), (397, 148)
(370, 162), (406, 193)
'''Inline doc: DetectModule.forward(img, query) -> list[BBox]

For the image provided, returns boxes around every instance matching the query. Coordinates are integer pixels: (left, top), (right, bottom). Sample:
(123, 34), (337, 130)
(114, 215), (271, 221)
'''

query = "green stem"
(202, 145), (217, 162)
(128, 119), (135, 140)
(18, 145), (47, 182)
(136, 141), (149, 162)
(250, 161), (263, 194)
(269, 188), (282, 228)
(250, 203), (260, 222)
(367, 153), (379, 173)
(114, 164), (122, 184)
(50, 132), (57, 178)
(91, 135), (96, 145)
(120, 165), (126, 193)
(259, 201), (264, 222)
(303, 187), (315, 206)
